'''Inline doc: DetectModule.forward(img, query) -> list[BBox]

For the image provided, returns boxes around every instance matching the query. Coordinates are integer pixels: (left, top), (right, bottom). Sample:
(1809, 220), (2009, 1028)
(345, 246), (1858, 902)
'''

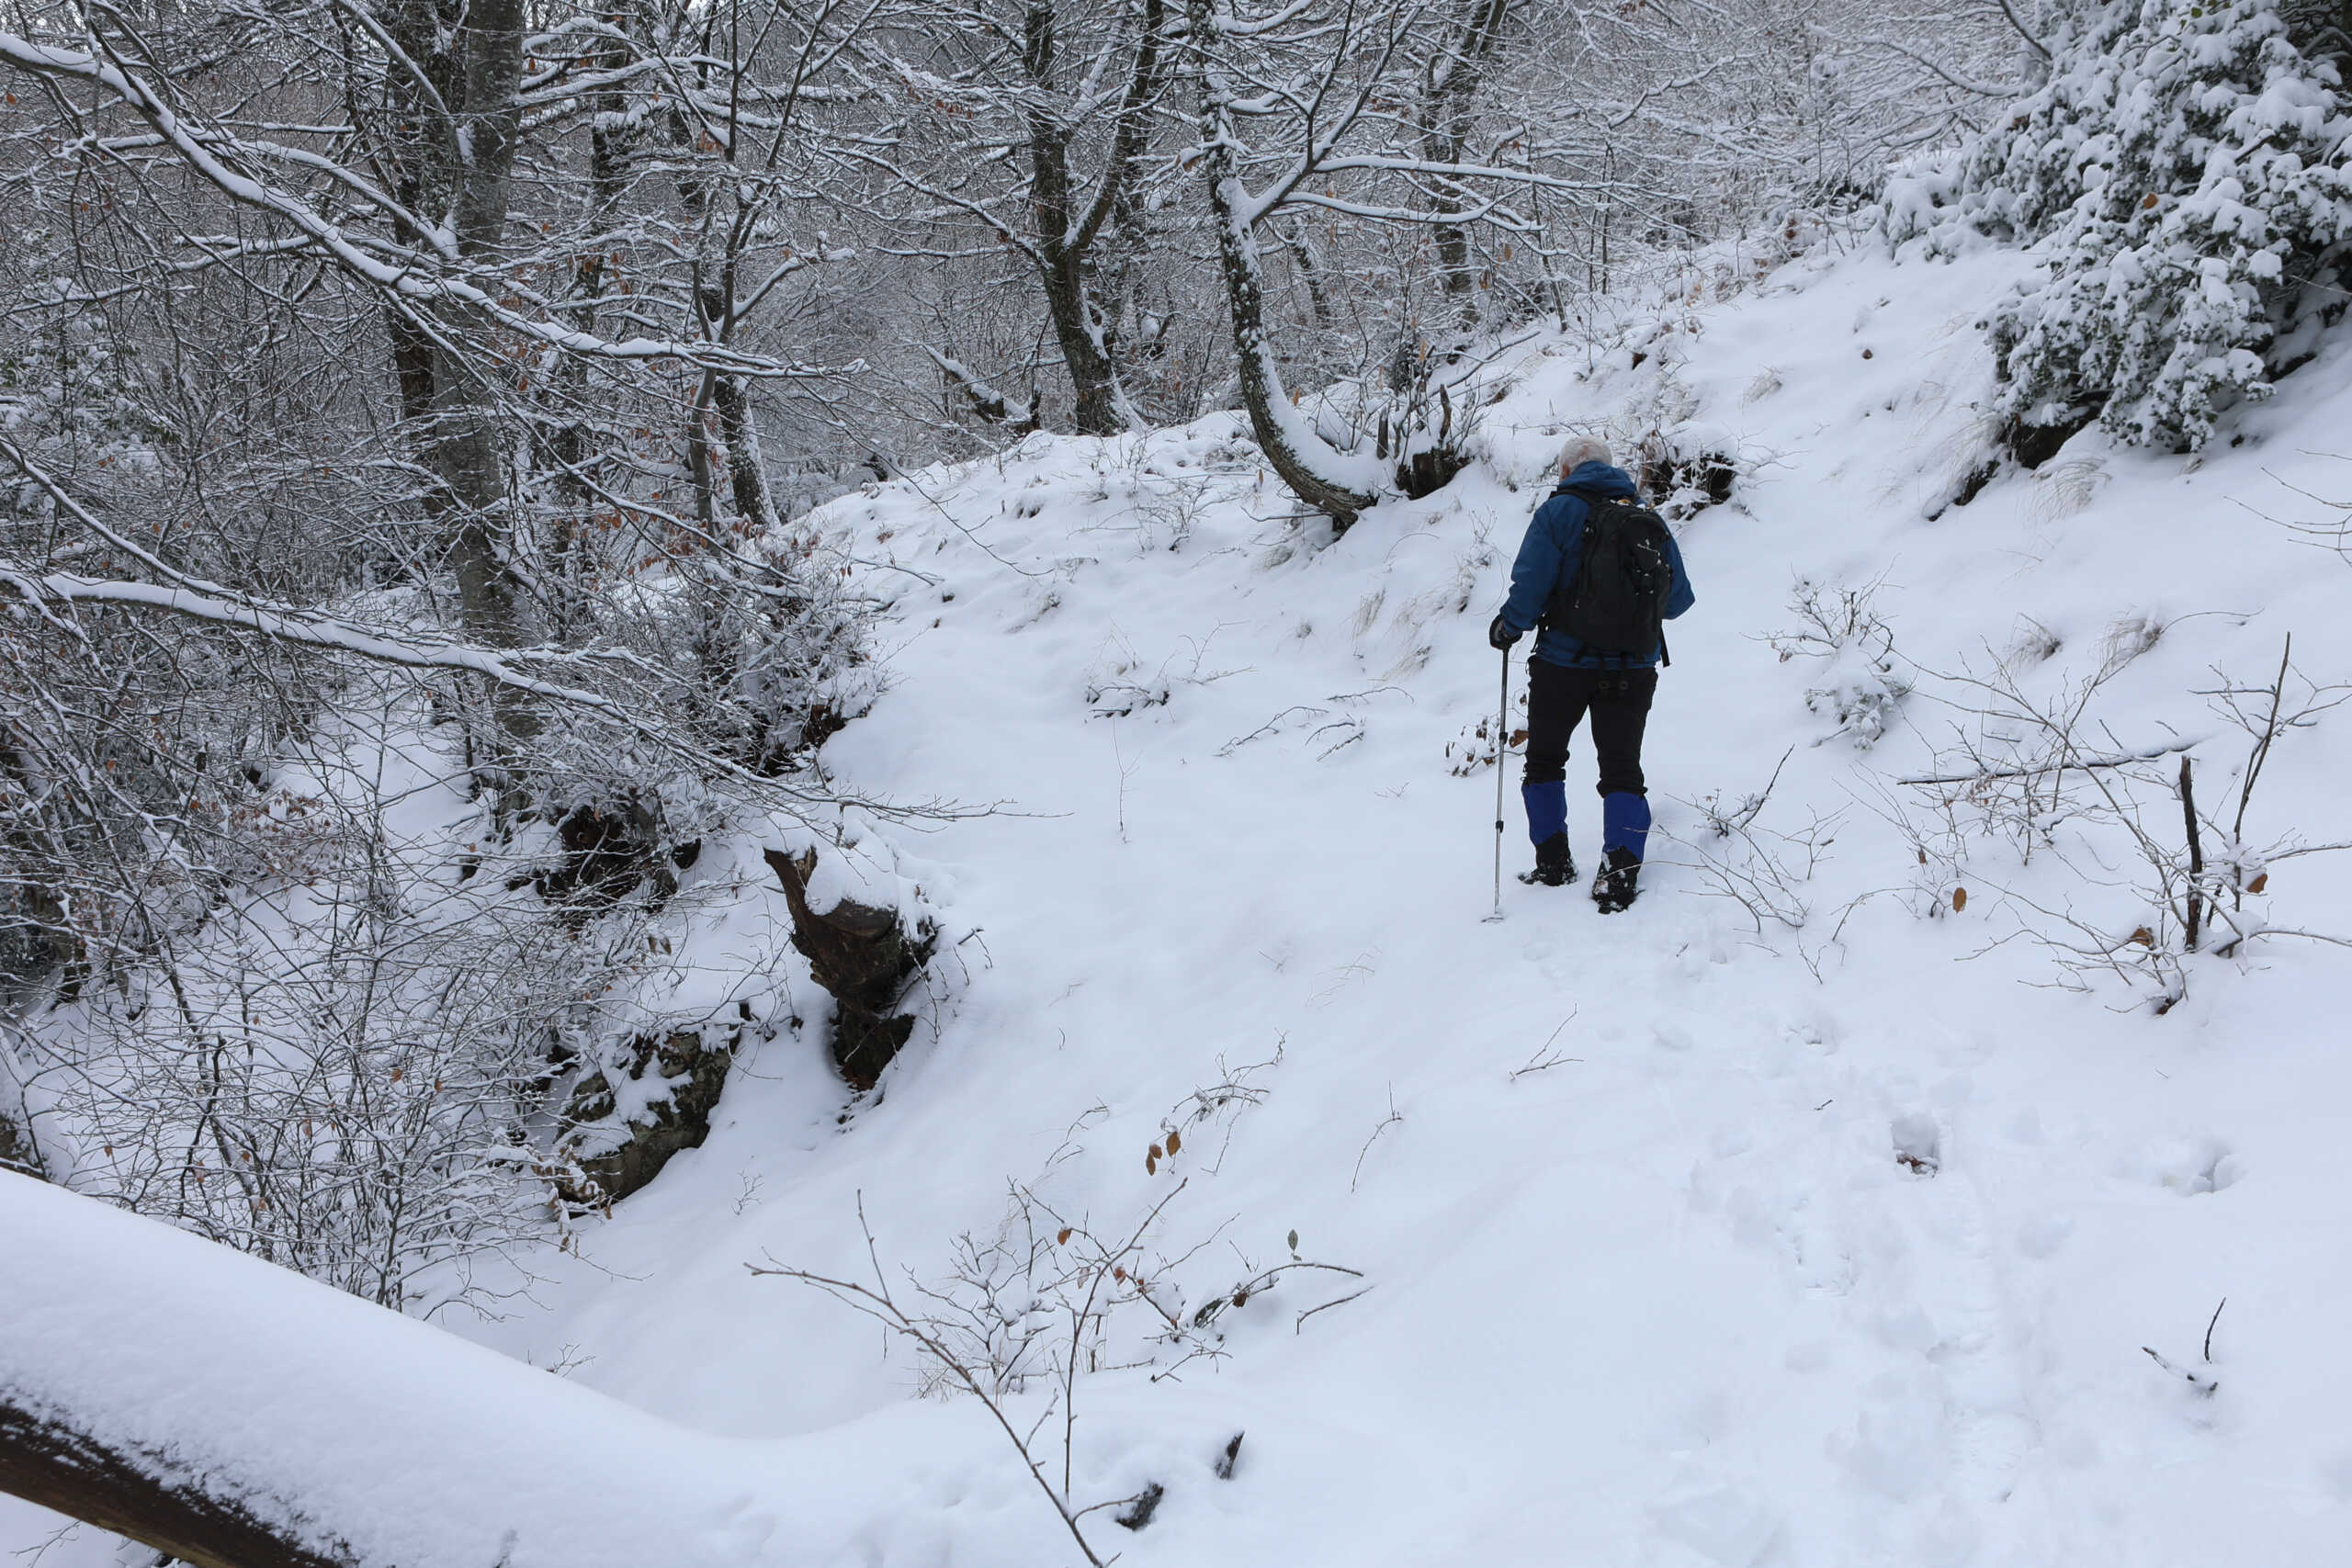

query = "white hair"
(1558, 434), (1613, 473)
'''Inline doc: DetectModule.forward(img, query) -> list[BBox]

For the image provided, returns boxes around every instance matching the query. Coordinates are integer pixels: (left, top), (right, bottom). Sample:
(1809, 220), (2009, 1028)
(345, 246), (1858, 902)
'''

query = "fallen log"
(0, 1171), (811, 1568)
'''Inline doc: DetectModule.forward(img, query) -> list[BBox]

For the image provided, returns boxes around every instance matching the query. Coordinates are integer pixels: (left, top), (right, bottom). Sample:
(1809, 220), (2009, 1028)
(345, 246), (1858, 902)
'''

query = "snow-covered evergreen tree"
(1895, 0), (2352, 450)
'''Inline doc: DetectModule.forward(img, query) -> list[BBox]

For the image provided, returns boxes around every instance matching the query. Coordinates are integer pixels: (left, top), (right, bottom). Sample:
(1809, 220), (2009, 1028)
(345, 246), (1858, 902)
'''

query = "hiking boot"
(1590, 846), (1641, 912)
(1517, 832), (1575, 887)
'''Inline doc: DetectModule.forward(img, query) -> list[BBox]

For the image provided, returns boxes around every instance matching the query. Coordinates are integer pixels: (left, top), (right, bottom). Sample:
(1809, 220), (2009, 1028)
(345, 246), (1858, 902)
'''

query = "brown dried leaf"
(1165, 1129), (1182, 1156)
(1057, 1227), (1072, 1246)
(2247, 873), (2269, 895)
(2130, 927), (2154, 947)
(1951, 887), (1968, 913)
(1145, 1152), (1158, 1175)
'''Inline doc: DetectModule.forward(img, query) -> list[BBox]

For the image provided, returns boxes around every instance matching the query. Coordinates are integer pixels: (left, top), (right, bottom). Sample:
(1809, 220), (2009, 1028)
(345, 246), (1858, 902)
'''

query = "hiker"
(1487, 436), (1694, 912)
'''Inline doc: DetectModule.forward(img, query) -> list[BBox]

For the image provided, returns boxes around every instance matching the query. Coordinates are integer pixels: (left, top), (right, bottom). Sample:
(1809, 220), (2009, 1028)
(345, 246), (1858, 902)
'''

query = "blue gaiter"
(1521, 780), (1567, 846)
(1602, 791), (1652, 860)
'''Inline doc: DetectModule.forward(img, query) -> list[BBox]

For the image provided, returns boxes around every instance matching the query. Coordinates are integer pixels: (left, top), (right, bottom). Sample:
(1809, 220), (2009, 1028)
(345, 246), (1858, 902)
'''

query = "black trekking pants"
(1523, 660), (1657, 796)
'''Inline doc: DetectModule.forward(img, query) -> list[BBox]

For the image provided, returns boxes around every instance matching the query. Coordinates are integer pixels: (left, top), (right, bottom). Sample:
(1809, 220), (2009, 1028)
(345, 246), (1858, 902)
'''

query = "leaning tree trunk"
(1185, 0), (1376, 532)
(0, 1170), (823, 1568)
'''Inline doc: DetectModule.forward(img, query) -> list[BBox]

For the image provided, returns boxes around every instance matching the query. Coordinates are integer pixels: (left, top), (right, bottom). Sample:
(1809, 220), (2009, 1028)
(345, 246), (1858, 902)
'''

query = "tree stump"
(763, 849), (933, 1089)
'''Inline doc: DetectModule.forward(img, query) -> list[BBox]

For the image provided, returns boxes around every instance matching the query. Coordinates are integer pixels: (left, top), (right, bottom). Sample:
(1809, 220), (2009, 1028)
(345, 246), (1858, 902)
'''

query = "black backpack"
(1540, 488), (1675, 662)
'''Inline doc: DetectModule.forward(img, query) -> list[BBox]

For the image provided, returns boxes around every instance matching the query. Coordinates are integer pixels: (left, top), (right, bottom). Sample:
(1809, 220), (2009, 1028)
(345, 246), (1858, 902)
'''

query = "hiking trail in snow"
(14, 240), (2351, 1568)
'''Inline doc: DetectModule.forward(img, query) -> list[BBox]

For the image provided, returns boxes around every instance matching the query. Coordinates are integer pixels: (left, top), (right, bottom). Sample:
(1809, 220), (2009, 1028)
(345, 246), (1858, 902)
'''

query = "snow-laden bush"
(1894, 0), (2352, 451)
(1771, 577), (1911, 748)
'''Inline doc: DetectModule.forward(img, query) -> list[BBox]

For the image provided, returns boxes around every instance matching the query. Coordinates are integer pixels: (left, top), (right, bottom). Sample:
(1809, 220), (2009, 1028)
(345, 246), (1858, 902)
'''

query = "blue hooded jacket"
(1498, 459), (1695, 669)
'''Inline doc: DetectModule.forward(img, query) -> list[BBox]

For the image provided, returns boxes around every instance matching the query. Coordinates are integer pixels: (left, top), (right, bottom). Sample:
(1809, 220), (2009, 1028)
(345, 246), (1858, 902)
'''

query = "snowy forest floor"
(17, 238), (2352, 1568)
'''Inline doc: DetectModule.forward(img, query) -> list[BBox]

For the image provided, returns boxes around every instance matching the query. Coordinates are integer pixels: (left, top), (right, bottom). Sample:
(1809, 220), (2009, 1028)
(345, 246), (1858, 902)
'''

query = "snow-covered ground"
(17, 236), (2352, 1568)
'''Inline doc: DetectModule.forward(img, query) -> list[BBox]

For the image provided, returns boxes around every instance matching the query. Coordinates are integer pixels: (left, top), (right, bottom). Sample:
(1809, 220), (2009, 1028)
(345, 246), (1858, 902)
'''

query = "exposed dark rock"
(1114, 1482), (1165, 1531)
(1387, 385), (1470, 500)
(1395, 445), (1470, 499)
(763, 847), (936, 1090)
(558, 1027), (734, 1205)
(2004, 411), (2093, 470)
(1640, 448), (1737, 513)
(1949, 458), (2000, 510)
(526, 795), (688, 919)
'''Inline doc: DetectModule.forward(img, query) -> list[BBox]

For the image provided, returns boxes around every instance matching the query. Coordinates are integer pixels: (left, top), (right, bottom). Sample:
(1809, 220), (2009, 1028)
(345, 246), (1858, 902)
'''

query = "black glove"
(1487, 613), (1522, 652)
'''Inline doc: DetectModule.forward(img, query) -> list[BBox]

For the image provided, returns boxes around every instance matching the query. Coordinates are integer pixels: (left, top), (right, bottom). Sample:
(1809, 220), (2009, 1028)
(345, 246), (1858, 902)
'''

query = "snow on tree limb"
(0, 31), (837, 381)
(0, 570), (639, 714)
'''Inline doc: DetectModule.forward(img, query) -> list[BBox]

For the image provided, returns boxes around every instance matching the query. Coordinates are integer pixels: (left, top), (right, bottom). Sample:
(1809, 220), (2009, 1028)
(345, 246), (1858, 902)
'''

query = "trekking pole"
(1485, 645), (1510, 924)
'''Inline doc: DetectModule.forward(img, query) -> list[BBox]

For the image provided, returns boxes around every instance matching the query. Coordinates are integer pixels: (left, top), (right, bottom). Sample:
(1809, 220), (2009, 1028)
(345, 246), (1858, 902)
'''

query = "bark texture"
(763, 848), (933, 1089)
(379, 0), (539, 756)
(1187, 0), (1375, 531)
(1416, 0), (1514, 330)
(0, 1401), (356, 1568)
(1023, 0), (1168, 434)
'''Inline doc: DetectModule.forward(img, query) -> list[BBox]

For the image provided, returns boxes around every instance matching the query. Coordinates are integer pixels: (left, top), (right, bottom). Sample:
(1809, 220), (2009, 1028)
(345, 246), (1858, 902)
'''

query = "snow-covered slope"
(21, 239), (2352, 1568)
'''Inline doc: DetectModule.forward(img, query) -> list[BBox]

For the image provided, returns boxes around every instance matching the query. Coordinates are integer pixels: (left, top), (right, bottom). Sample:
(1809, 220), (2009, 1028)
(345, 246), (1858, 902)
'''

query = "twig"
(1216, 705), (1328, 757)
(1510, 1012), (1582, 1080)
(2178, 757), (2202, 953)
(1897, 739), (2195, 786)
(2142, 1344), (2219, 1397)
(1187, 1258), (1368, 1329)
(2234, 636), (2290, 845)
(1351, 1086), (1403, 1192)
(2204, 1296), (2226, 1363)
(1295, 1286), (1373, 1335)
(751, 1194), (1112, 1567)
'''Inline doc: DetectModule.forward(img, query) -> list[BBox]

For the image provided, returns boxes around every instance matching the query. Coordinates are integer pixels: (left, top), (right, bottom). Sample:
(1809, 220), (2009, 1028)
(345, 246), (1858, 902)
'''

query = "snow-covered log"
(0, 1171), (808, 1568)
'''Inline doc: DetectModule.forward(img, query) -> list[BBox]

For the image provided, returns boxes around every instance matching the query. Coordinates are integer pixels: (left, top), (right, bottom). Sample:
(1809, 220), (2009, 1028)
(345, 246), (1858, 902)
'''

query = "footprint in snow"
(1649, 1484), (1787, 1568)
(1891, 1113), (1941, 1177)
(2149, 1135), (2242, 1196)
(2014, 1213), (2073, 1260)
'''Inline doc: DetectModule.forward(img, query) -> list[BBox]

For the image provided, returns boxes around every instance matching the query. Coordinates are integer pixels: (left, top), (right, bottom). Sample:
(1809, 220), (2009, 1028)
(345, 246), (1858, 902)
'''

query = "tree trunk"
(1038, 249), (1125, 436)
(377, 0), (539, 760)
(1023, 0), (1120, 435)
(0, 1041), (47, 1181)
(713, 373), (779, 535)
(1186, 0), (1375, 531)
(1021, 0), (1167, 435)
(546, 5), (644, 640)
(1418, 0), (1512, 333)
